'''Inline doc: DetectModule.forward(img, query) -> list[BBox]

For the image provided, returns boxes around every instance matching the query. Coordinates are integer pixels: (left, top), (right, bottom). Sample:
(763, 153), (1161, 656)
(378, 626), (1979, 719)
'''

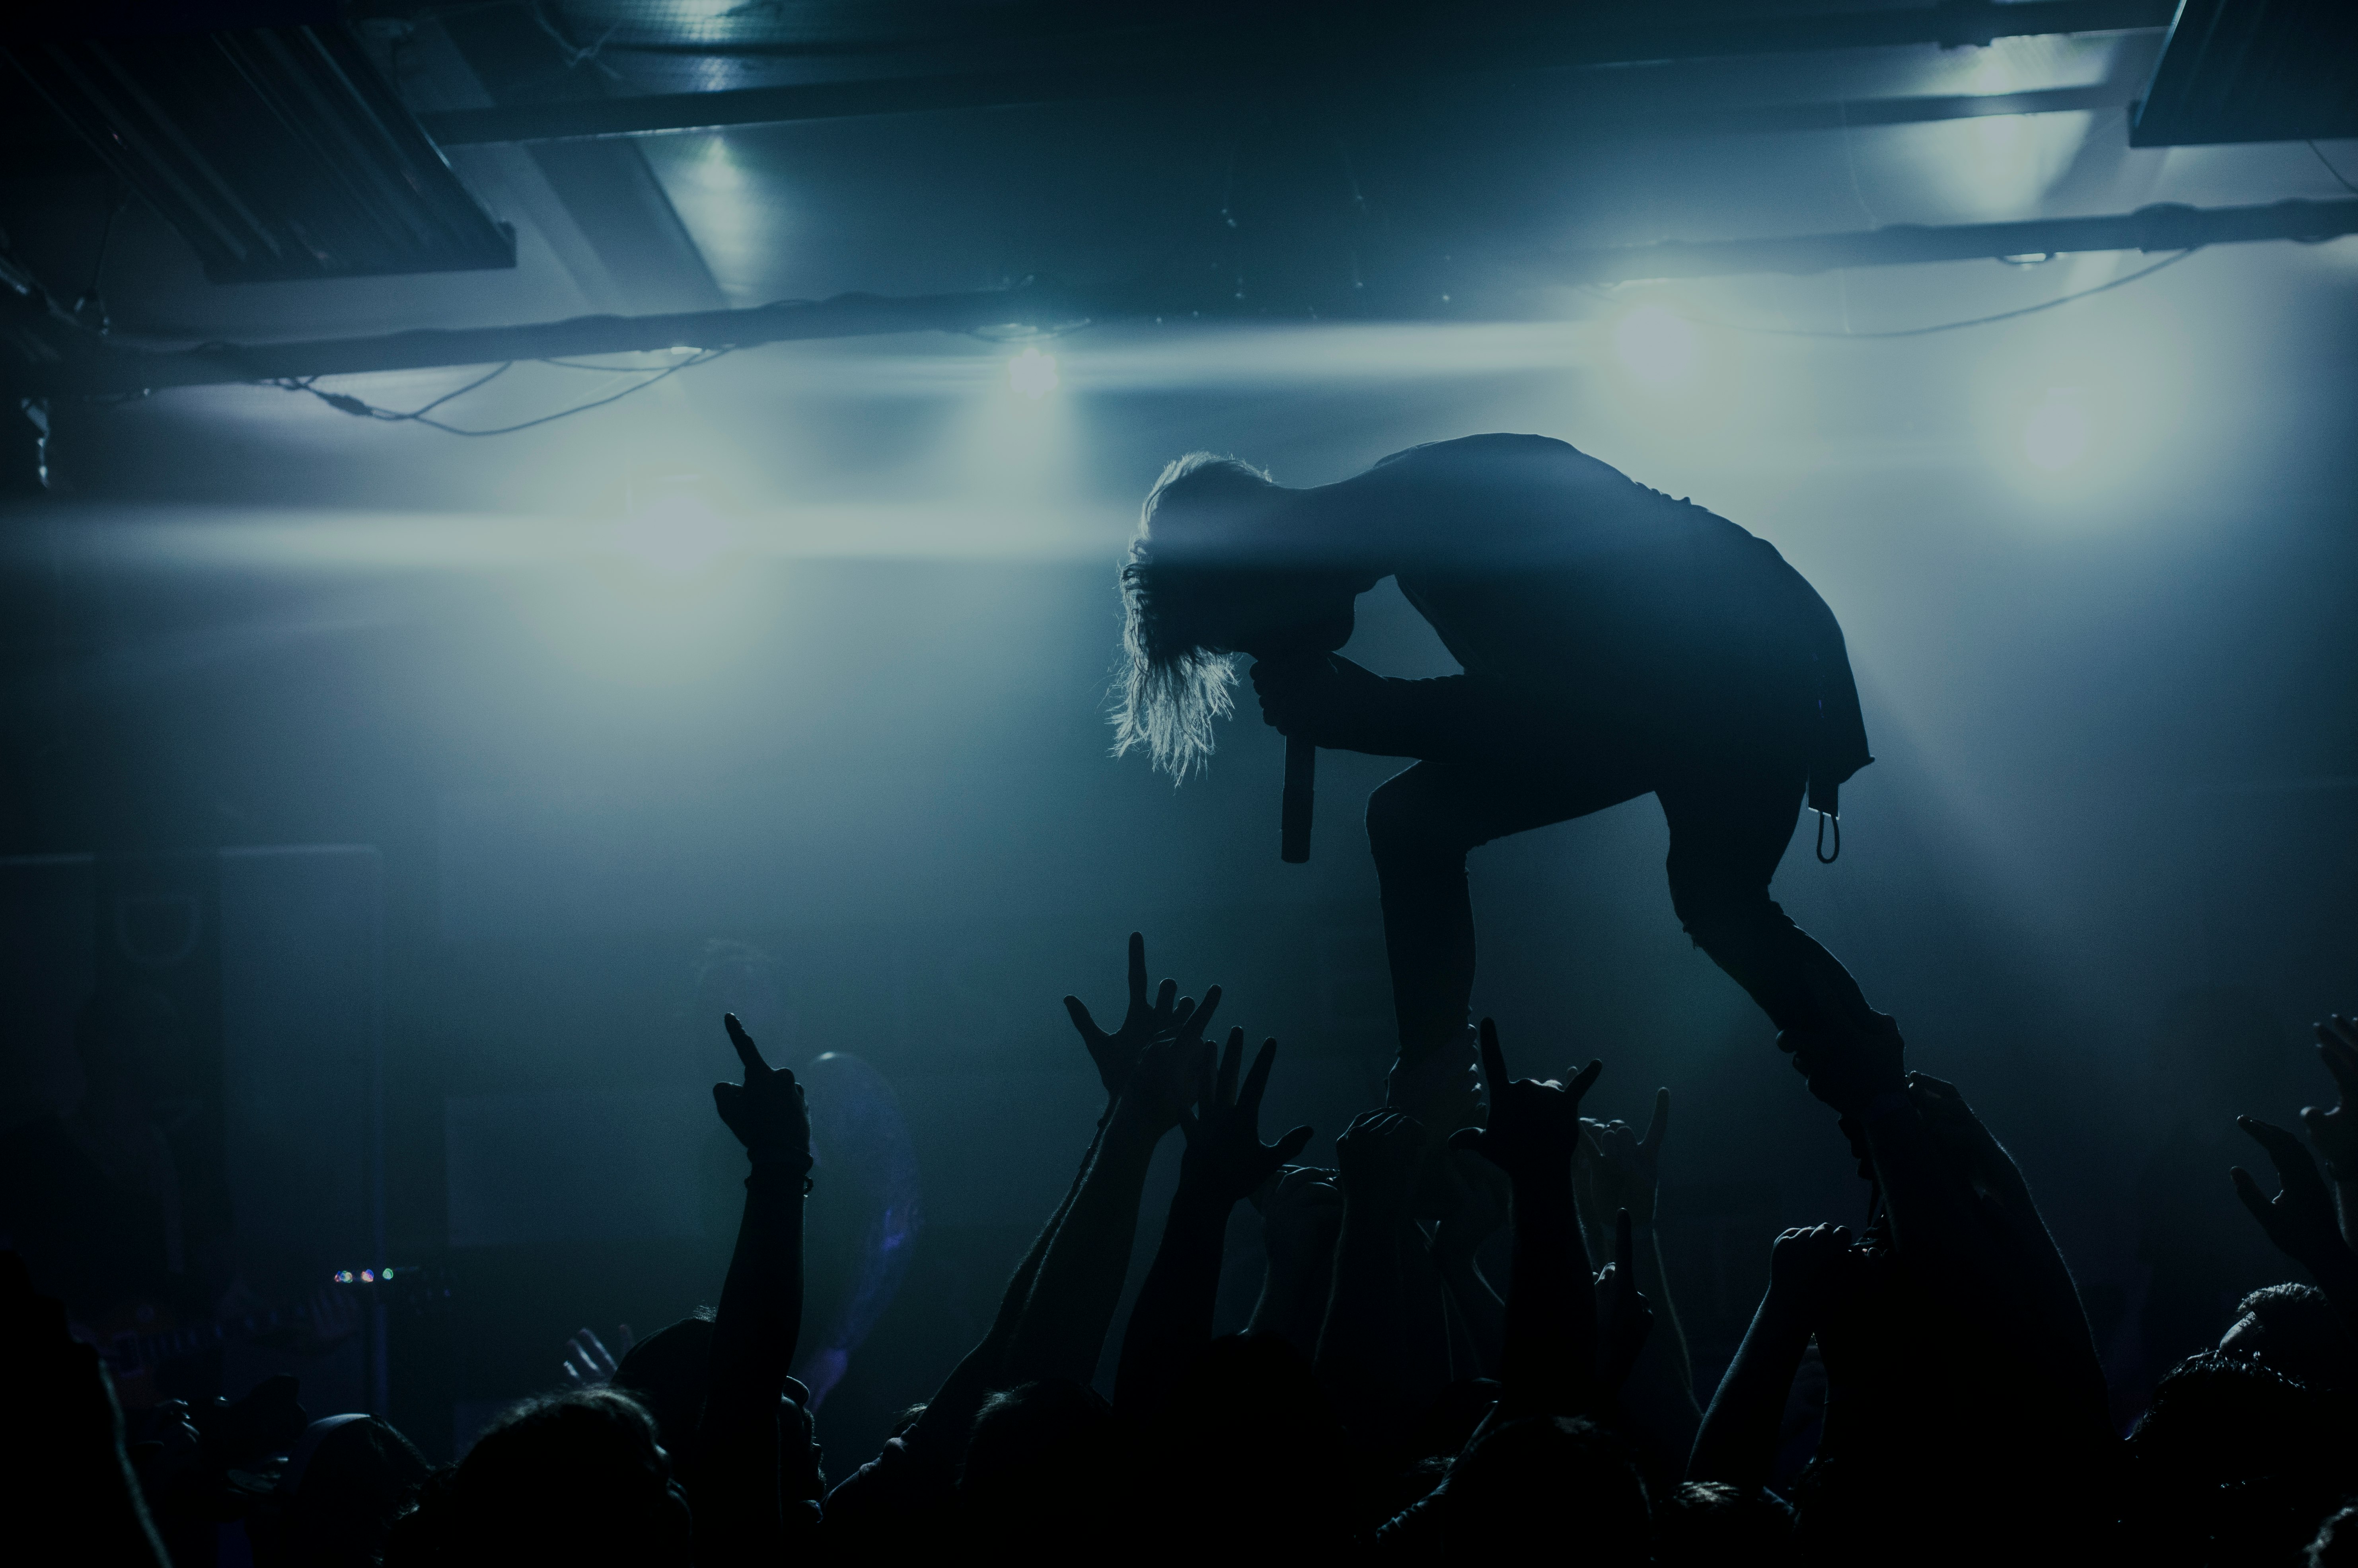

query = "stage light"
(612, 480), (735, 575)
(2021, 388), (2091, 471)
(1612, 304), (1698, 388)
(1007, 345), (1059, 400)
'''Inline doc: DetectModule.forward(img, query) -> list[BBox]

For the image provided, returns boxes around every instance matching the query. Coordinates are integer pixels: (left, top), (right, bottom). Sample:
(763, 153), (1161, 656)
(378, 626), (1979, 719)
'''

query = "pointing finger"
(1127, 931), (1147, 1010)
(1567, 1058), (1604, 1101)
(1478, 1018), (1509, 1093)
(1190, 985), (1224, 1042)
(1274, 1125), (1314, 1162)
(1063, 995), (1104, 1045)
(724, 1013), (769, 1074)
(1215, 1028), (1244, 1109)
(1642, 1087), (1671, 1153)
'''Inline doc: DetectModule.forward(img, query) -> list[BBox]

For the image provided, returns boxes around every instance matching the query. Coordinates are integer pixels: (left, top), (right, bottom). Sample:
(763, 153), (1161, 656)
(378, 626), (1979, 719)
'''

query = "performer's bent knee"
(1365, 771), (1457, 861)
(1667, 874), (1786, 948)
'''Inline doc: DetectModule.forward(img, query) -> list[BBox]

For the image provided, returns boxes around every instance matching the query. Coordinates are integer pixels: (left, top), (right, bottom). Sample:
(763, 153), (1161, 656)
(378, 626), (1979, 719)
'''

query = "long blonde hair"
(1111, 452), (1277, 779)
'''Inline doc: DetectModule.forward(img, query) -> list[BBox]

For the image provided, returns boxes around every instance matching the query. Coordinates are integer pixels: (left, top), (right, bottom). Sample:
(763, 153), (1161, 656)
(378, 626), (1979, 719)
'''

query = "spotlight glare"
(1612, 304), (1698, 388)
(613, 489), (734, 575)
(2021, 387), (2092, 472)
(1007, 345), (1059, 400)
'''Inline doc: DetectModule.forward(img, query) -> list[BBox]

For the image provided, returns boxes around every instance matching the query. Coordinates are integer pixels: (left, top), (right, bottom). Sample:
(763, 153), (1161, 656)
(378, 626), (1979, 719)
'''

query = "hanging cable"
(1593, 247), (2200, 341)
(2312, 141), (2358, 196)
(268, 350), (731, 436)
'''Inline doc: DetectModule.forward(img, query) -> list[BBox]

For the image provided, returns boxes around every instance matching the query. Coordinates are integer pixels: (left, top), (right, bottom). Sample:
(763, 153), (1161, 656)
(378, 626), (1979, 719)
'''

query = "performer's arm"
(1250, 657), (1500, 760)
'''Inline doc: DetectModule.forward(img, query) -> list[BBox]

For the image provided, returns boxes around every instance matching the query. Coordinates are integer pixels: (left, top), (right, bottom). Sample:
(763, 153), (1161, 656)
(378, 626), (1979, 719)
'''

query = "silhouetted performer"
(1114, 434), (1877, 1066)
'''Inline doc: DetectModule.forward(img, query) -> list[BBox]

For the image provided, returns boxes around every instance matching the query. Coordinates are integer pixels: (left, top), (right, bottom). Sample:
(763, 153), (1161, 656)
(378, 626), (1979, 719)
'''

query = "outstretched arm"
(1315, 1108), (1427, 1431)
(1689, 1224), (1847, 1488)
(1449, 1019), (1603, 1421)
(695, 1014), (812, 1566)
(1905, 1074), (2107, 1433)
(1246, 1165), (1345, 1361)
(1117, 1032), (1311, 1418)
(998, 935), (1221, 1385)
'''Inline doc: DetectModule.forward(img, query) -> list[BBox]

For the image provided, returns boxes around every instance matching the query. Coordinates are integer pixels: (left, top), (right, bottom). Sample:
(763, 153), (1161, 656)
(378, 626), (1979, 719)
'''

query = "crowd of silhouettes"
(15, 930), (2358, 1566)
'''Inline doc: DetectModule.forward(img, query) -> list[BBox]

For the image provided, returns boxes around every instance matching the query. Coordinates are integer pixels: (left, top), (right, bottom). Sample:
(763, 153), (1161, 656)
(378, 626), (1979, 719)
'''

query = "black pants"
(1366, 733), (1871, 1062)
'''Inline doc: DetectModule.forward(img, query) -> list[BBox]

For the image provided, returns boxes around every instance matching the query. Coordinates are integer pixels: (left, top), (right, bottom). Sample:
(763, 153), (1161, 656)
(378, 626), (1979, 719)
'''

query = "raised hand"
(1178, 1030), (1314, 1207)
(1256, 1164), (1345, 1261)
(1335, 1108), (1426, 1215)
(2232, 1115), (2358, 1278)
(714, 1013), (812, 1169)
(1116, 1031), (1215, 1141)
(1449, 1017), (1600, 1183)
(1766, 1223), (1854, 1323)
(1063, 932), (1222, 1105)
(561, 1325), (632, 1389)
(1594, 1209), (1654, 1391)
(2300, 1017), (2358, 1181)
(1579, 1088), (1671, 1228)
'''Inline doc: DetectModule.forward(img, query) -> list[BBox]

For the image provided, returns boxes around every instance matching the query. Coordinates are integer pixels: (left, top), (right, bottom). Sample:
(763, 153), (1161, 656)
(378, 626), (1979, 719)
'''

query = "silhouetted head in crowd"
(2219, 1283), (2355, 1393)
(250, 1415), (431, 1568)
(611, 1313), (715, 1460)
(960, 1379), (1121, 1554)
(1439, 1417), (1649, 1566)
(386, 1389), (690, 1568)
(1656, 1480), (1794, 1567)
(2126, 1350), (2350, 1568)
(1145, 1333), (1348, 1550)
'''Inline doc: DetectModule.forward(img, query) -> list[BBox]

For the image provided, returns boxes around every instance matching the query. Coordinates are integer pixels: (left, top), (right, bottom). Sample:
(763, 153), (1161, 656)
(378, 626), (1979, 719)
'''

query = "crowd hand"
(715, 1014), (812, 1168)
(562, 1325), (633, 1389)
(2300, 1016), (2358, 1182)
(198, 1374), (307, 1470)
(1904, 1073), (2031, 1208)
(1577, 1088), (1671, 1227)
(1062, 931), (1223, 1107)
(1336, 1108), (1427, 1215)
(1255, 1164), (1345, 1260)
(1764, 1223), (1854, 1326)
(1114, 1029), (1217, 1140)
(1593, 1210), (1654, 1391)
(2232, 1116), (2358, 1280)
(1449, 1017), (1601, 1184)
(1431, 1147), (1512, 1266)
(1178, 1030), (1315, 1207)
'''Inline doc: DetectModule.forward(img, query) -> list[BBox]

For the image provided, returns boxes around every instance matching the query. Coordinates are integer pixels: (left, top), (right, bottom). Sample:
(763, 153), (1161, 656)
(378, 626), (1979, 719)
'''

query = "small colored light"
(360, 1269), (376, 1283)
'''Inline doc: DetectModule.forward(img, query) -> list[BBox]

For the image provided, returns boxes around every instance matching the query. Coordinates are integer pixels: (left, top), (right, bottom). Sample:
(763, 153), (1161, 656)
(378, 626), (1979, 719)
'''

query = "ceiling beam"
(13, 197), (2345, 399)
(1550, 198), (2358, 281)
(414, 1), (2171, 146)
(1, 281), (1092, 398)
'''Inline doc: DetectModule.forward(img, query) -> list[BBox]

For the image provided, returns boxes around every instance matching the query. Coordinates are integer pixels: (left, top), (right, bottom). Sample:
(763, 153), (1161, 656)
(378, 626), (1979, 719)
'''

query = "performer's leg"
(1367, 757), (1648, 1064)
(1657, 750), (1874, 1035)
